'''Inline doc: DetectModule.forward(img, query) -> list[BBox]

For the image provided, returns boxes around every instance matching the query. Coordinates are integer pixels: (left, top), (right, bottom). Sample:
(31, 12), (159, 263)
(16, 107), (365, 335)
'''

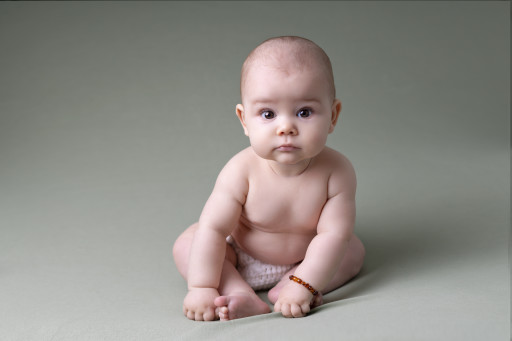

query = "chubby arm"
(187, 156), (248, 289)
(182, 154), (248, 320)
(295, 186), (355, 289)
(275, 155), (356, 317)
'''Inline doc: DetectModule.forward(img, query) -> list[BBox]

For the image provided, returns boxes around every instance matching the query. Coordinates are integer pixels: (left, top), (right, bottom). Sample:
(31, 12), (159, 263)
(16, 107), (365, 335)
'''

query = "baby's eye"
(297, 108), (312, 118)
(261, 111), (276, 120)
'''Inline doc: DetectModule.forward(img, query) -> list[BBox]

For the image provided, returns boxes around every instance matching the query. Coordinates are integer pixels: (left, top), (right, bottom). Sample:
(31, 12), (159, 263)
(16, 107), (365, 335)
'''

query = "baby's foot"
(214, 293), (271, 321)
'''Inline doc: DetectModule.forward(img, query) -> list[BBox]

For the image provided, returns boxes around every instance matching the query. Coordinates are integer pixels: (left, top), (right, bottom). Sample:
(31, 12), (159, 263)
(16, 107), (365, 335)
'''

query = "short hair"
(240, 36), (336, 101)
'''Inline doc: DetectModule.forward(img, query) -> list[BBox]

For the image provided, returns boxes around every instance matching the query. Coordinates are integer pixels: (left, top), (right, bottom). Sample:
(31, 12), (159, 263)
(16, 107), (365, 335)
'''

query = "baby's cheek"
(249, 137), (270, 158)
(308, 134), (328, 153)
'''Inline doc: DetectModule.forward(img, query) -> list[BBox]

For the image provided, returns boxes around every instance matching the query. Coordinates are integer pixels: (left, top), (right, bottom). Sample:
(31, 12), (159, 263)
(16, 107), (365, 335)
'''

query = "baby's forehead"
(240, 38), (336, 100)
(244, 51), (328, 88)
(246, 59), (321, 85)
(250, 43), (323, 71)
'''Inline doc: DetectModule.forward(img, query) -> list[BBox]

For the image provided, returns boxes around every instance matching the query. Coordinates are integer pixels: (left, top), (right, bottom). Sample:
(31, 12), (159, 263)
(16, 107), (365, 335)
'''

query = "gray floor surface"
(0, 2), (509, 340)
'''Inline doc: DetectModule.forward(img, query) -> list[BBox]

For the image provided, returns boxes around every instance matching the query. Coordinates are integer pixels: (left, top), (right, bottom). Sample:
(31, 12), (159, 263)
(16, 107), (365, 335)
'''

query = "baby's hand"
(274, 281), (315, 318)
(183, 287), (220, 321)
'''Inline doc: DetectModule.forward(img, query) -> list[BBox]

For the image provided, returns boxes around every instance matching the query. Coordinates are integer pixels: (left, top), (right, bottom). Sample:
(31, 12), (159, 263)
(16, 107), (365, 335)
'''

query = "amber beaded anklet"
(289, 275), (319, 296)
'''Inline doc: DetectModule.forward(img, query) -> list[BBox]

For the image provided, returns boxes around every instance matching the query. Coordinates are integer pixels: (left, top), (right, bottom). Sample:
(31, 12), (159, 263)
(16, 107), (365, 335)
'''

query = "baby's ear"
(236, 104), (249, 136)
(329, 99), (342, 133)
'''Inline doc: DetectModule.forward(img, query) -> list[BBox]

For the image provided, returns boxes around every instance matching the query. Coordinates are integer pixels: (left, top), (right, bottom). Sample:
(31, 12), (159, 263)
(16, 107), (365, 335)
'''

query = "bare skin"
(173, 37), (366, 321)
(174, 223), (271, 321)
(174, 219), (364, 320)
(173, 149), (366, 321)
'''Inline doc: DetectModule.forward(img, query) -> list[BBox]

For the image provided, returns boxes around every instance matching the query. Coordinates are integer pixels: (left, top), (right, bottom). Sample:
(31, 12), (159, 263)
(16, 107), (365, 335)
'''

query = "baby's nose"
(277, 118), (298, 136)
(277, 121), (298, 136)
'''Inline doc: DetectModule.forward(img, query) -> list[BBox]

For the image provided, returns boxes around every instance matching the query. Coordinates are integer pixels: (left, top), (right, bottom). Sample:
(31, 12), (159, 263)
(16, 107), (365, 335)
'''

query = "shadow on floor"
(320, 215), (472, 304)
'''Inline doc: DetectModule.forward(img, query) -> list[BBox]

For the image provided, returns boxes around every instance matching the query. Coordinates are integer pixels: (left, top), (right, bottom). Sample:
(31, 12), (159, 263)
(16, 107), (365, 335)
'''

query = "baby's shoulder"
(223, 147), (256, 173)
(216, 147), (256, 183)
(317, 147), (354, 171)
(213, 148), (254, 199)
(317, 147), (356, 197)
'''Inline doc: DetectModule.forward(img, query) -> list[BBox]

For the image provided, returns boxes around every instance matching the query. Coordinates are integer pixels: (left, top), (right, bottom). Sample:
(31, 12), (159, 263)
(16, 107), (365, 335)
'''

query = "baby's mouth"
(276, 144), (299, 151)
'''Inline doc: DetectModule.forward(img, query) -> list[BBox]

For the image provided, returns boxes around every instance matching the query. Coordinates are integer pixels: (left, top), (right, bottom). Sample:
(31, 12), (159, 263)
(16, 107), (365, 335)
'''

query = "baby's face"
(237, 62), (340, 166)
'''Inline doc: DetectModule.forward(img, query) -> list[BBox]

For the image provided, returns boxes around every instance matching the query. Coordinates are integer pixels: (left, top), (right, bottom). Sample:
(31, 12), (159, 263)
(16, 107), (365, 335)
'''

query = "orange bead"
(289, 275), (318, 296)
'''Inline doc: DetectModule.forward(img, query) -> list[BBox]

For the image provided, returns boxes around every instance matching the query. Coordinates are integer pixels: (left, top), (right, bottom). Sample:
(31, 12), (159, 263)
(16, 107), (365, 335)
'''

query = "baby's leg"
(267, 235), (365, 304)
(173, 224), (270, 321)
(214, 260), (271, 321)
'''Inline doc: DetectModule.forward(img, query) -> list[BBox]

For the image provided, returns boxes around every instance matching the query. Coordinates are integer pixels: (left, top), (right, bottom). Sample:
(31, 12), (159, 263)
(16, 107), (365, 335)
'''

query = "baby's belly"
(231, 223), (315, 265)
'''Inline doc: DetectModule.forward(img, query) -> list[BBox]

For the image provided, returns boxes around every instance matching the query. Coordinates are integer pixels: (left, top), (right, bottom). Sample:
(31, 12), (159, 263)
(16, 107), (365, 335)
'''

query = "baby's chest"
(242, 178), (328, 230)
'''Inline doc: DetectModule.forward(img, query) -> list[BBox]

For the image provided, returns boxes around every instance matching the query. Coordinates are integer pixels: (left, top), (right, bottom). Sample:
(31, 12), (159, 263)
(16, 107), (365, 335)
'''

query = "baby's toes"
(218, 306), (229, 321)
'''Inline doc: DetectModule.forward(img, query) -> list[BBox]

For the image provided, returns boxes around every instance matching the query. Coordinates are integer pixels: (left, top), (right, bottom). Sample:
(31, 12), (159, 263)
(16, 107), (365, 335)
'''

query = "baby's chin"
(267, 156), (315, 170)
(264, 155), (305, 165)
(251, 147), (318, 166)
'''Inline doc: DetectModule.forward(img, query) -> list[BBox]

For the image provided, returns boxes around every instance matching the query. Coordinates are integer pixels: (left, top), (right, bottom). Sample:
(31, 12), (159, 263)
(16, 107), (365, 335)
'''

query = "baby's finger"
(274, 301), (281, 313)
(291, 304), (304, 318)
(195, 310), (206, 321)
(203, 307), (216, 321)
(186, 309), (195, 320)
(280, 303), (292, 318)
(301, 302), (311, 315)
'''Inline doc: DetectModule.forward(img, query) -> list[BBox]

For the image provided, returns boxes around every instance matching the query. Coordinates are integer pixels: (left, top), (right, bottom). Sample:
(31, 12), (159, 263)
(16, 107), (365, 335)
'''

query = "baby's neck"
(267, 158), (312, 177)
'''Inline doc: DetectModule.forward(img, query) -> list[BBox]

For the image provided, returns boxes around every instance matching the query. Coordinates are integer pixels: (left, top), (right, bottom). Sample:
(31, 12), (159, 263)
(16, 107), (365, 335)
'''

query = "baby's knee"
(172, 237), (185, 261)
(356, 237), (366, 258)
(351, 236), (366, 275)
(172, 224), (198, 263)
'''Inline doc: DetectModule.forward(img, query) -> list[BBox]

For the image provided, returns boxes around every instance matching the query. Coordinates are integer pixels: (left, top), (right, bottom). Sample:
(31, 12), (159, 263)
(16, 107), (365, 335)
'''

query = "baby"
(173, 36), (365, 321)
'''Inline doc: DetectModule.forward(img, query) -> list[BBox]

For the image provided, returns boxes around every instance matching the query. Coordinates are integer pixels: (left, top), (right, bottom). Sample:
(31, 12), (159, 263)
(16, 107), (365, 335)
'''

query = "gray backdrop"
(0, 2), (509, 340)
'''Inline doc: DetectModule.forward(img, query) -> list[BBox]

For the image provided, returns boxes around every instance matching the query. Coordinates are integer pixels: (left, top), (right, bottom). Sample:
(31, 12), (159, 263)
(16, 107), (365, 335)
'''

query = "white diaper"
(226, 235), (296, 291)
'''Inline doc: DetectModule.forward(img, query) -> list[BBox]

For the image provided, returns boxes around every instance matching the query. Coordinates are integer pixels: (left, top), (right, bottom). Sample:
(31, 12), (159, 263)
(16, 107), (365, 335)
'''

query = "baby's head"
(240, 36), (336, 104)
(236, 37), (342, 168)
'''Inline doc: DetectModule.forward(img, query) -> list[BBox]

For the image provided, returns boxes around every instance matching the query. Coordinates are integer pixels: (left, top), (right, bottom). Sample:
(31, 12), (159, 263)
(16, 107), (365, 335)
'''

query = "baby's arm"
(274, 156), (356, 317)
(184, 156), (248, 320)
